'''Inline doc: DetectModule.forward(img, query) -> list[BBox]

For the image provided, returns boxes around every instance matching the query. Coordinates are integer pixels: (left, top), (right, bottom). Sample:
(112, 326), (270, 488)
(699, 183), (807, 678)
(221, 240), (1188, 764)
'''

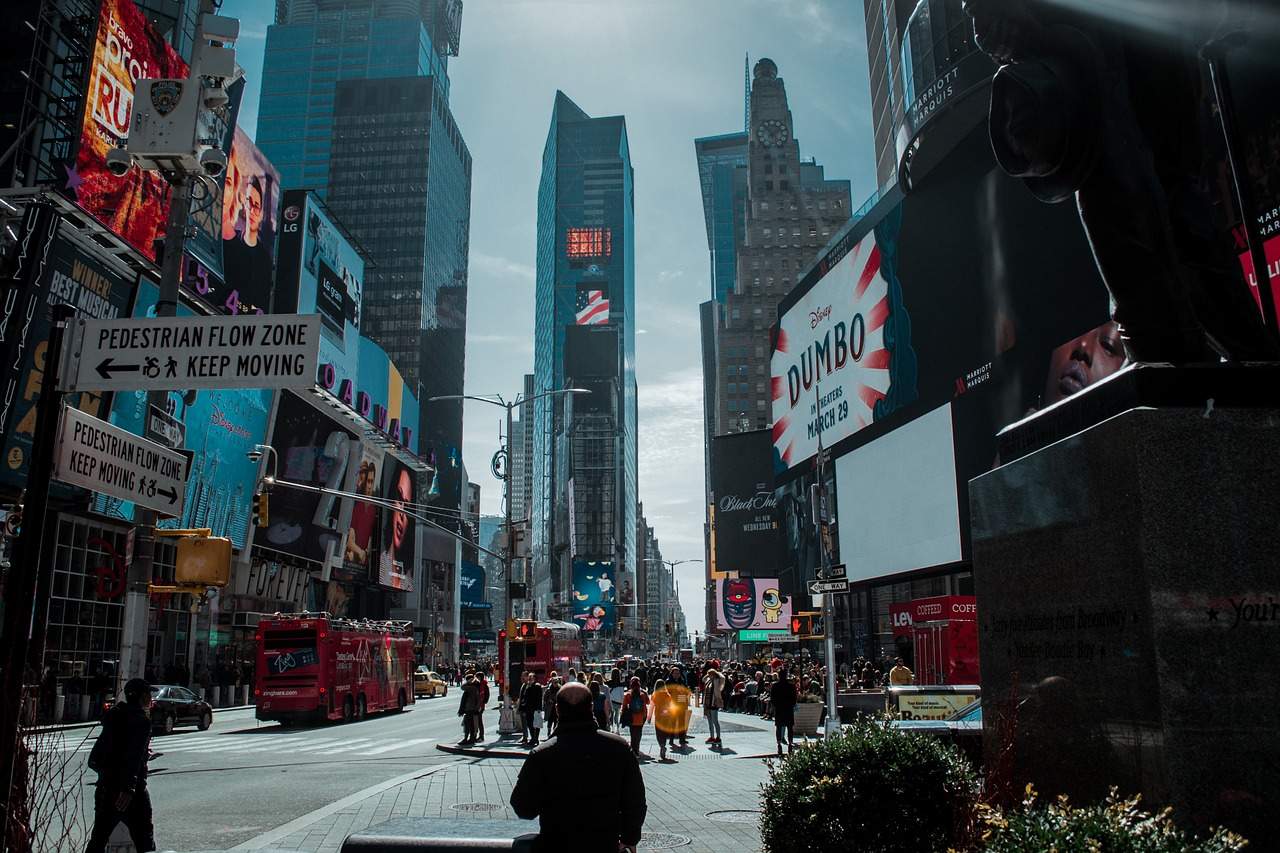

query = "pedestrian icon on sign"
(165, 356), (178, 378)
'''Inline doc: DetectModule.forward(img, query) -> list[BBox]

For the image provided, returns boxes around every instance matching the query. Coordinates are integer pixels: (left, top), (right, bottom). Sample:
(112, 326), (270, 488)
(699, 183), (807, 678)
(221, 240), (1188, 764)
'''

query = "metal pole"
(498, 399), (518, 735)
(119, 175), (191, 691)
(813, 384), (839, 738)
(0, 303), (74, 842)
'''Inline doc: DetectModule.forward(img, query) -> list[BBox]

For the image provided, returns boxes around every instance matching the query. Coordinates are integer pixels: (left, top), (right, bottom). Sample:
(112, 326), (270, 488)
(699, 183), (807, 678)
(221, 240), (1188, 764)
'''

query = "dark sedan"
(148, 685), (213, 734)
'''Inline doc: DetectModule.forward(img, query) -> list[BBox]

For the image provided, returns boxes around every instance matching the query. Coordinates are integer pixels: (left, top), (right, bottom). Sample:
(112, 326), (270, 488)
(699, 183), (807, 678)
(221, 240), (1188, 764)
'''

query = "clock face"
(757, 120), (789, 147)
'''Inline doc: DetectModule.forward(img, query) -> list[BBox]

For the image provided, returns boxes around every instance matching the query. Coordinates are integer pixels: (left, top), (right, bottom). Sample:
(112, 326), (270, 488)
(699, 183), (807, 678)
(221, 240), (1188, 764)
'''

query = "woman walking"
(702, 667), (726, 747)
(543, 674), (560, 737)
(608, 669), (626, 733)
(651, 679), (677, 761)
(589, 680), (612, 730)
(622, 676), (650, 756)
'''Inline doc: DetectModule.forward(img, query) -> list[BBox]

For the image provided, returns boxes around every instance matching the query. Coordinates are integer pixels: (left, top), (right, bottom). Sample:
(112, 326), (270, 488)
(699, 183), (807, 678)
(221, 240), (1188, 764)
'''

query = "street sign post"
(809, 578), (850, 595)
(54, 407), (189, 517)
(61, 314), (322, 393)
(147, 405), (186, 449)
(822, 563), (847, 581)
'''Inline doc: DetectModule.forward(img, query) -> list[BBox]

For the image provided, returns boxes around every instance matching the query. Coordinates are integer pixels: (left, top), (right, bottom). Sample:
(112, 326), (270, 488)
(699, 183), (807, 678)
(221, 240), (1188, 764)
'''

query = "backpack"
(593, 693), (606, 713)
(628, 691), (644, 716)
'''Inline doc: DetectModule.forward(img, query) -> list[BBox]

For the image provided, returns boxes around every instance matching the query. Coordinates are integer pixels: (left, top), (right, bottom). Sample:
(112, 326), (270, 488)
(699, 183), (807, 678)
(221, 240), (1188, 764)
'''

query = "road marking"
(288, 737), (372, 753)
(323, 738), (382, 754)
(363, 737), (435, 755)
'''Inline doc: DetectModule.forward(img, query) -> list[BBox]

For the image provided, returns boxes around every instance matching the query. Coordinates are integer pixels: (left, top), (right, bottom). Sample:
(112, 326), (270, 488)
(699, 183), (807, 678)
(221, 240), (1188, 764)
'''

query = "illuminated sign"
(566, 227), (612, 259)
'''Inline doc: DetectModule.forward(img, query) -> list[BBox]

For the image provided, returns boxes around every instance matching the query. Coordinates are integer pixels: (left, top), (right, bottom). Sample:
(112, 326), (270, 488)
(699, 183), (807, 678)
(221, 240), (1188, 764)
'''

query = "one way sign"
(61, 314), (321, 392)
(54, 407), (189, 517)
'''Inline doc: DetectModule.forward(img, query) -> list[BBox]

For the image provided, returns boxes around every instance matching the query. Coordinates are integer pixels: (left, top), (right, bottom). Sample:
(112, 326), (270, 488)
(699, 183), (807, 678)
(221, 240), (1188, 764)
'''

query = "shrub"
(978, 787), (1248, 853)
(759, 716), (979, 853)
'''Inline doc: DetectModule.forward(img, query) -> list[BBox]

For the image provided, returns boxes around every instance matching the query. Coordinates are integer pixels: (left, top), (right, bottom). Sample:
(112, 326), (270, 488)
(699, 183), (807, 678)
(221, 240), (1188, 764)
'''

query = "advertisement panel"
(571, 560), (616, 636)
(357, 336), (418, 453)
(377, 455), (417, 591)
(72, 0), (188, 260)
(715, 578), (791, 632)
(219, 127), (281, 315)
(2, 224), (136, 490)
(772, 127), (1111, 479)
(90, 277), (272, 548)
(257, 392), (357, 564)
(710, 429), (784, 578)
(460, 560), (485, 606)
(185, 78), (244, 283)
(342, 443), (384, 573)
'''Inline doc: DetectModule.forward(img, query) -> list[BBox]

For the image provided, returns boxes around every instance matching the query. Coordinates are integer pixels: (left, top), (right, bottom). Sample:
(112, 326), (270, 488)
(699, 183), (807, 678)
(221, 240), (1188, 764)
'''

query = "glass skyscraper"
(531, 92), (637, 627)
(694, 132), (749, 305)
(257, 0), (471, 512)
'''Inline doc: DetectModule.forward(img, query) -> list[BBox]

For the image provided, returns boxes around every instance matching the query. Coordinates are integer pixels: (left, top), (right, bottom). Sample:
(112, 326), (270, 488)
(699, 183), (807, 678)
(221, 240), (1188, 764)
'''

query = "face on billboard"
(715, 578), (790, 631)
(343, 445), (384, 571)
(1040, 320), (1126, 407)
(73, 0), (188, 260)
(378, 458), (416, 591)
(220, 128), (279, 315)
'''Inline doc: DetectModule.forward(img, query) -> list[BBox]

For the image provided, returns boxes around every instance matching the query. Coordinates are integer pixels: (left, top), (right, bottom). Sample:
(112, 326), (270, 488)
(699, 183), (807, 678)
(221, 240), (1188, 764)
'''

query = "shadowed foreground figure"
(962, 0), (1277, 364)
(511, 682), (646, 853)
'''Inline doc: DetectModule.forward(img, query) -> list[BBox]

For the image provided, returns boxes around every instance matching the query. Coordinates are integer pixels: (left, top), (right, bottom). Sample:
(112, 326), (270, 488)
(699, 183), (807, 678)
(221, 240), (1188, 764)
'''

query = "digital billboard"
(91, 277), (271, 548)
(571, 560), (616, 636)
(220, 127), (281, 315)
(771, 126), (1111, 479)
(715, 578), (791, 632)
(565, 227), (612, 259)
(257, 392), (358, 565)
(72, 0), (188, 260)
(1, 223), (136, 490)
(377, 455), (417, 591)
(342, 443), (384, 573)
(710, 429), (785, 578)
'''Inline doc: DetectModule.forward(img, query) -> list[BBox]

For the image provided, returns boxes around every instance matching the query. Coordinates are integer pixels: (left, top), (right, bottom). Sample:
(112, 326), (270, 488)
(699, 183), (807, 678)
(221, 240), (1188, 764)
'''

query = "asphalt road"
(54, 689), (479, 851)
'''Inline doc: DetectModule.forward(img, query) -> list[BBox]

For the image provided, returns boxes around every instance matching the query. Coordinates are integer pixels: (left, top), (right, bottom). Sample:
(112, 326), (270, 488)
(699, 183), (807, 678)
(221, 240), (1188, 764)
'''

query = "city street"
(45, 697), (775, 853)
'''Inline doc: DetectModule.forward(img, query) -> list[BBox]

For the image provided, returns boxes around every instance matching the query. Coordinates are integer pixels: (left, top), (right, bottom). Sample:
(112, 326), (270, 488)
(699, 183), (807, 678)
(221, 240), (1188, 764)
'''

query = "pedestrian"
(543, 675), (560, 737)
(476, 672), (491, 741)
(520, 673), (544, 746)
(622, 676), (650, 756)
(84, 678), (155, 853)
(457, 674), (482, 744)
(702, 667), (725, 747)
(650, 679), (676, 761)
(770, 668), (798, 756)
(589, 680), (611, 730)
(510, 683), (646, 853)
(665, 666), (691, 748)
(889, 657), (914, 686)
(608, 669), (626, 733)
(517, 673), (533, 746)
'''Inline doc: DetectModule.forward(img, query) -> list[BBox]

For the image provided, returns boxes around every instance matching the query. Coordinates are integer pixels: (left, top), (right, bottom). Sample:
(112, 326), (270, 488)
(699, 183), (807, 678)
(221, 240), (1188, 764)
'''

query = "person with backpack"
(85, 678), (155, 853)
(622, 676), (650, 757)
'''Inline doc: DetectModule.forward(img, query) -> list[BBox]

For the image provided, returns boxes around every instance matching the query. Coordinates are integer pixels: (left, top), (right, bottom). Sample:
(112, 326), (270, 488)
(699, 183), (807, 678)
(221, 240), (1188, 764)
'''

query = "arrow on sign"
(96, 358), (139, 379)
(157, 486), (179, 505)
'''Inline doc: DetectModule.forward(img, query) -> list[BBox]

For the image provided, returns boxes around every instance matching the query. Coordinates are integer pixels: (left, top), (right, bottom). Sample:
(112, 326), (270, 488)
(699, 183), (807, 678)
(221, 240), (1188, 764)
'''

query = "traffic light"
(790, 615), (803, 635)
(515, 620), (536, 642)
(252, 492), (269, 528)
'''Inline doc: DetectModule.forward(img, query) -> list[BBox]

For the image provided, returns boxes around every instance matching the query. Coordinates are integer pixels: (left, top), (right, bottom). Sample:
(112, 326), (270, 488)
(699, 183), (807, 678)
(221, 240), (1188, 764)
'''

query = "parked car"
(414, 667), (448, 698)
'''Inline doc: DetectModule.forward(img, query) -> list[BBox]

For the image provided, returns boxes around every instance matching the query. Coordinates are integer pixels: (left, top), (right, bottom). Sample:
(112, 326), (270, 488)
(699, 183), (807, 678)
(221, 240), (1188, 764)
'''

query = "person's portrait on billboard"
(379, 461), (415, 589)
(1040, 320), (1127, 408)
(220, 130), (279, 312)
(344, 456), (379, 567)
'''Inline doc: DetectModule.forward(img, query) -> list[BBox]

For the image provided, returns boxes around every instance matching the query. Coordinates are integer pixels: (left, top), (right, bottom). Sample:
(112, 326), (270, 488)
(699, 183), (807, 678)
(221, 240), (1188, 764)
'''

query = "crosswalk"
(56, 729), (436, 760)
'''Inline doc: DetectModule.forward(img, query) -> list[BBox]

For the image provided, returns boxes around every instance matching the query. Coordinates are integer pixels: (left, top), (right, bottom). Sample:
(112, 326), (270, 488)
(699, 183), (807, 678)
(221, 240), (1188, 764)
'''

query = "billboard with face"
(219, 128), (280, 315)
(378, 456), (417, 591)
(342, 443), (384, 574)
(257, 392), (357, 564)
(715, 578), (791, 632)
(572, 560), (616, 636)
(72, 0), (188, 260)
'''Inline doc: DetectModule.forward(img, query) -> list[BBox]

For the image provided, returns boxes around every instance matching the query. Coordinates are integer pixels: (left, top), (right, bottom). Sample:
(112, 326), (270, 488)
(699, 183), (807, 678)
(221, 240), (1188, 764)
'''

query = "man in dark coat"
(770, 668), (798, 755)
(511, 683), (646, 853)
(518, 673), (544, 746)
(85, 678), (155, 853)
(457, 674), (483, 744)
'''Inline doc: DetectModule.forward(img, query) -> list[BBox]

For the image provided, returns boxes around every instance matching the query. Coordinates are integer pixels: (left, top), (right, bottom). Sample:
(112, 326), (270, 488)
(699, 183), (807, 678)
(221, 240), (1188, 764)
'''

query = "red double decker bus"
(498, 620), (584, 695)
(254, 613), (415, 724)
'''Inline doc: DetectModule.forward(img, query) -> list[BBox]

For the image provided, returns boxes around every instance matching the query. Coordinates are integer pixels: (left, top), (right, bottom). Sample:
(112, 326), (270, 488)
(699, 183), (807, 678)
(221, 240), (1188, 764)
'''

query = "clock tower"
(713, 59), (852, 435)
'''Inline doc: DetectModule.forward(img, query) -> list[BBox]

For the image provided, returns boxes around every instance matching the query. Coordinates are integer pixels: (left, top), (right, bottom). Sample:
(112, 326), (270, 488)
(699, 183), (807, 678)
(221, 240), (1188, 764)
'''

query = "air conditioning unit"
(232, 612), (262, 628)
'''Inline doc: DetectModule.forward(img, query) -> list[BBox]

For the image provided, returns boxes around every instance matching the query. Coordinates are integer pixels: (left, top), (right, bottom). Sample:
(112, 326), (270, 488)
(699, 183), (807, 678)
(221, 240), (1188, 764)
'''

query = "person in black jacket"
(511, 682), (646, 853)
(518, 673), (544, 746)
(85, 678), (155, 853)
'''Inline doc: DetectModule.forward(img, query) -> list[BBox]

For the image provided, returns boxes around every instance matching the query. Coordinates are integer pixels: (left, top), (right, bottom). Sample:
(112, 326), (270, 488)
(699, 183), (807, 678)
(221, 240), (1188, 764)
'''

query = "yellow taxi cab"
(414, 667), (448, 698)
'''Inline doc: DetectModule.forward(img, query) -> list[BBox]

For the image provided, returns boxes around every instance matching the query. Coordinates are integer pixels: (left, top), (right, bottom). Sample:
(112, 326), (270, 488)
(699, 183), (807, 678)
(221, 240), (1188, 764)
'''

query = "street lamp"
(429, 387), (589, 737)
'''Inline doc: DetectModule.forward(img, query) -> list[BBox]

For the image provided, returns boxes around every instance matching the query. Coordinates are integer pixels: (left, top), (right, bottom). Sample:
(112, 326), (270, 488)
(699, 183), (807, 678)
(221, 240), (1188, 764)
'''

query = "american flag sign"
(575, 289), (610, 325)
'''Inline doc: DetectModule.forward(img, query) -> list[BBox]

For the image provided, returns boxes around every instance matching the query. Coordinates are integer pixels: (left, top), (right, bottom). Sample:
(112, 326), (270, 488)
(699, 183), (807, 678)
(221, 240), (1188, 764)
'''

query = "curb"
(32, 704), (255, 735)
(435, 742), (529, 759)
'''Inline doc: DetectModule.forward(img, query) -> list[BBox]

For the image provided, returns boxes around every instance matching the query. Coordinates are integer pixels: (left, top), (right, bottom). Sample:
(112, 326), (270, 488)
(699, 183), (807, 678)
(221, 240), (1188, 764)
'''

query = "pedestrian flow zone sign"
(54, 406), (188, 517)
(61, 314), (322, 392)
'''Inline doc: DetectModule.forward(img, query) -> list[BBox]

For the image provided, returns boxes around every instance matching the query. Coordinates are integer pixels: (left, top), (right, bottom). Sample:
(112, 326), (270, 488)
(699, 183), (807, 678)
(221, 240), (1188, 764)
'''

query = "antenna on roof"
(744, 53), (751, 132)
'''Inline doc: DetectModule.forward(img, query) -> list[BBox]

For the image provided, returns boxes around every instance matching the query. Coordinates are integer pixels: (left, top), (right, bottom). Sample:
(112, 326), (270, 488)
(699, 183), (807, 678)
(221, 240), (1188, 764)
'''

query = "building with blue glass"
(531, 92), (638, 633)
(694, 132), (750, 305)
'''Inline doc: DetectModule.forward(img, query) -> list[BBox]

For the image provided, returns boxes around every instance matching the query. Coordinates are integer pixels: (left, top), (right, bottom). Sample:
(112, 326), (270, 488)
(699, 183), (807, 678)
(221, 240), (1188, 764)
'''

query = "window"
(763, 228), (772, 238)
(726, 382), (737, 395)
(740, 365), (749, 376)
(764, 164), (773, 174)
(780, 180), (789, 190)
(765, 181), (774, 190)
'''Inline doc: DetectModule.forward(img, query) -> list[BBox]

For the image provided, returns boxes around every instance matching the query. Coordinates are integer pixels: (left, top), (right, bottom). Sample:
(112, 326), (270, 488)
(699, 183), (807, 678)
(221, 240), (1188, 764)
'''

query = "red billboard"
(72, 0), (188, 260)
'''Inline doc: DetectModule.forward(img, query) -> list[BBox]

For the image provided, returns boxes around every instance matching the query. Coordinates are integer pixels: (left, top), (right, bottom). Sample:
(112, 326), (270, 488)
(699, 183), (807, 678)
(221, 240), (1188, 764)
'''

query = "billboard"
(715, 578), (791, 632)
(220, 127), (281, 315)
(90, 276), (273, 548)
(772, 126), (1111, 478)
(257, 392), (357, 565)
(377, 455), (417, 591)
(72, 0), (188, 260)
(571, 560), (616, 636)
(460, 560), (485, 606)
(1, 223), (136, 490)
(710, 429), (785, 578)
(342, 443), (384, 573)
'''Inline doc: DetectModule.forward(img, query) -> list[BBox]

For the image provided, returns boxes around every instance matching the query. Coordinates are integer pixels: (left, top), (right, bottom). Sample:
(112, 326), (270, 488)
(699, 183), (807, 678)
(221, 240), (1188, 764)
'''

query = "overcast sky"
(221, 0), (878, 635)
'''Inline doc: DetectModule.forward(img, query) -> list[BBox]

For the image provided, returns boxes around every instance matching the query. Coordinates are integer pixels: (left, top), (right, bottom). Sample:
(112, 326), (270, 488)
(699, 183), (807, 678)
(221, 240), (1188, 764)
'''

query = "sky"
(220, 0), (879, 636)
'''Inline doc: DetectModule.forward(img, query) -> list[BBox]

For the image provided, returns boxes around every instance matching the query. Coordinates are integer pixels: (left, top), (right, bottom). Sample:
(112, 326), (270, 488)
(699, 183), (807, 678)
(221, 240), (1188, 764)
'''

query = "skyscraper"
(532, 92), (637, 625)
(258, 0), (471, 513)
(864, 0), (914, 190)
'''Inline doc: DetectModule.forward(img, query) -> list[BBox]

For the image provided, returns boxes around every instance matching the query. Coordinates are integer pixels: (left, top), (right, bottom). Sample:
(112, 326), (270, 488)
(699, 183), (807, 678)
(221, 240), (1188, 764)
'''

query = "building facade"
(531, 92), (637, 627)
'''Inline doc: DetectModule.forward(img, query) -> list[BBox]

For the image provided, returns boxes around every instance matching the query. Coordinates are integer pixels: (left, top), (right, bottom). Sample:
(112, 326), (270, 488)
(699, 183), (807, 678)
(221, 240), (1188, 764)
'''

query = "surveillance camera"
(246, 450), (262, 462)
(105, 147), (132, 177)
(198, 147), (227, 177)
(204, 86), (229, 109)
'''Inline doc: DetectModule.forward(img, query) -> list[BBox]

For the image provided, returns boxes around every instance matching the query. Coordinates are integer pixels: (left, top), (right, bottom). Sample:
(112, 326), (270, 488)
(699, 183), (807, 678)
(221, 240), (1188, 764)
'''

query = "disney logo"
(810, 305), (832, 329)
(720, 491), (779, 513)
